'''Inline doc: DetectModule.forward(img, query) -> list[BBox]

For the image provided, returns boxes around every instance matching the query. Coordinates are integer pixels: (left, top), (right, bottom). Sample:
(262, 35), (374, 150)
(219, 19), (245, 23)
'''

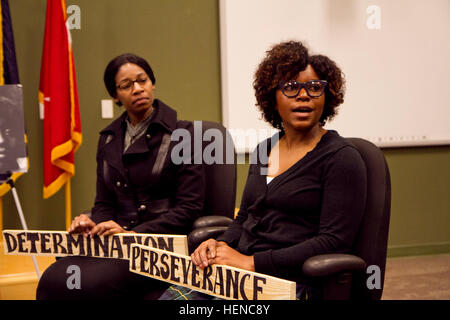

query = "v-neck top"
(217, 130), (367, 281)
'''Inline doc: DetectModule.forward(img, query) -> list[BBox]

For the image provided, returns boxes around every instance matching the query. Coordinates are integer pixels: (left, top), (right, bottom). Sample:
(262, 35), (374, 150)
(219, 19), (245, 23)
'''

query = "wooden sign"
(129, 244), (296, 300)
(2, 230), (188, 259)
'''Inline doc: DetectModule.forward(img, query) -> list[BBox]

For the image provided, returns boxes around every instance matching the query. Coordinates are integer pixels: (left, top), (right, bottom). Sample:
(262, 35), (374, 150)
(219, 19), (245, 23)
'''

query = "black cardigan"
(91, 99), (205, 235)
(217, 130), (367, 280)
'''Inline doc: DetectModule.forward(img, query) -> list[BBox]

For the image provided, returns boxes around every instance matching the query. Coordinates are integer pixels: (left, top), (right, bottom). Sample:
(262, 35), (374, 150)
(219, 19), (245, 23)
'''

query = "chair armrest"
(192, 215), (233, 229)
(302, 254), (366, 278)
(187, 225), (229, 253)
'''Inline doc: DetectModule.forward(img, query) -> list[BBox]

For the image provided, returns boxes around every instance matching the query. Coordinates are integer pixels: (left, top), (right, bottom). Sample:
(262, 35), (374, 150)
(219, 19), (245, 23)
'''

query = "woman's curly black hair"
(253, 41), (345, 129)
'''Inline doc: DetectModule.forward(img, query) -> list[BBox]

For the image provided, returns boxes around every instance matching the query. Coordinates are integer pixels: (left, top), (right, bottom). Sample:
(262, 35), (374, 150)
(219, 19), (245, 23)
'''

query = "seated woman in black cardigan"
(37, 53), (205, 299)
(161, 40), (367, 300)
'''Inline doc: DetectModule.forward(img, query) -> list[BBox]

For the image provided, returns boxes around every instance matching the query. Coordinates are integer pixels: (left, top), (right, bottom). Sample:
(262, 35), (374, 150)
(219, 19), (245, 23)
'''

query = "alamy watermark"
(366, 265), (382, 290)
(67, 4), (81, 30)
(366, 5), (381, 30)
(66, 264), (81, 290)
(64, 262), (382, 291)
(170, 121), (279, 175)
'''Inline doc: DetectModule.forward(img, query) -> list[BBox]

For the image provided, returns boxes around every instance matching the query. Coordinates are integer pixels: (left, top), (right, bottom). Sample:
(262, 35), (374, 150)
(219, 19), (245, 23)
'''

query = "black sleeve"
(253, 146), (367, 277)
(90, 135), (116, 224)
(132, 123), (205, 234)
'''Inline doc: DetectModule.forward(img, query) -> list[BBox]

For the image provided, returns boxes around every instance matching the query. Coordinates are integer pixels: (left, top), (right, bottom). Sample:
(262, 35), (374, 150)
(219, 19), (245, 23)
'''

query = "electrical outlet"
(101, 99), (113, 119)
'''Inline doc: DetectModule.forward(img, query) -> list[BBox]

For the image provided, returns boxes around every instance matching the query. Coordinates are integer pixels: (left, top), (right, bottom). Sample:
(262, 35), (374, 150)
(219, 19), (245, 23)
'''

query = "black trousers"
(36, 256), (169, 300)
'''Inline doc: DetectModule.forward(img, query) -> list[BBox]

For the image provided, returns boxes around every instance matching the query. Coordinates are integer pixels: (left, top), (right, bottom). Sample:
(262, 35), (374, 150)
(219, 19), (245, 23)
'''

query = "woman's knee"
(36, 259), (67, 300)
(36, 257), (110, 299)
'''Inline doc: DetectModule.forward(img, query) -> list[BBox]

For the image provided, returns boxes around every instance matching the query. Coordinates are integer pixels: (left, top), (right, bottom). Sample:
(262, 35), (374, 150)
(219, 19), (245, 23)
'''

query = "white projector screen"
(219, 0), (450, 153)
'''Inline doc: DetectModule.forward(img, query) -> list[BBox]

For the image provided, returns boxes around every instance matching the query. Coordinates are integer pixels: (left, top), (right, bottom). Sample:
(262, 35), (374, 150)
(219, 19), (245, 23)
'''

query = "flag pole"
(65, 178), (71, 230)
(0, 197), (3, 241)
(7, 176), (41, 278)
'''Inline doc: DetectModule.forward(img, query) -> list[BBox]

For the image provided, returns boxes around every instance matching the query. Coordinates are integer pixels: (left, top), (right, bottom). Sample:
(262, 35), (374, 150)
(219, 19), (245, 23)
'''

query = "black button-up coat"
(91, 99), (205, 234)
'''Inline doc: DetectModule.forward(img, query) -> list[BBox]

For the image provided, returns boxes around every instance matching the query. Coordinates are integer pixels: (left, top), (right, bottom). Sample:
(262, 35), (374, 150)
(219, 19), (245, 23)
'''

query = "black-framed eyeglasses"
(279, 80), (328, 98)
(116, 76), (149, 91)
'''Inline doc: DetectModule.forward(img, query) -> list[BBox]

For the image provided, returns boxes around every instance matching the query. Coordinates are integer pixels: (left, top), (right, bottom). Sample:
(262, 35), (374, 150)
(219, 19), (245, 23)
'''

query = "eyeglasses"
(279, 80), (327, 98)
(116, 76), (149, 91)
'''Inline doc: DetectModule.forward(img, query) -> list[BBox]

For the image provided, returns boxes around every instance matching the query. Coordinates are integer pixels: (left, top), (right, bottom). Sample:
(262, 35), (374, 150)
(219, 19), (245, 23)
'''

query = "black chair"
(187, 121), (237, 253)
(188, 137), (391, 300)
(144, 120), (237, 298)
(143, 120), (237, 299)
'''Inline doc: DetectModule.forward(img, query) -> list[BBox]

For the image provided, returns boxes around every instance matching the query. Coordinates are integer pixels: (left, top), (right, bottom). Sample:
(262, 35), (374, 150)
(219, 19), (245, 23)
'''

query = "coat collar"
(98, 99), (178, 179)
(100, 98), (178, 136)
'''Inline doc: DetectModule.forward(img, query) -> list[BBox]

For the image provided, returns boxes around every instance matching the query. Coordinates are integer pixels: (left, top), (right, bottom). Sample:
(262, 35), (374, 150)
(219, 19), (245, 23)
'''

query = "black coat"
(91, 99), (205, 235)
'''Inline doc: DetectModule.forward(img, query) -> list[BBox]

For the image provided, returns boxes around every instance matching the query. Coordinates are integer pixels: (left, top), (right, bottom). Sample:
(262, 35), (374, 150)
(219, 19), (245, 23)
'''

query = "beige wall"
(2, 0), (449, 257)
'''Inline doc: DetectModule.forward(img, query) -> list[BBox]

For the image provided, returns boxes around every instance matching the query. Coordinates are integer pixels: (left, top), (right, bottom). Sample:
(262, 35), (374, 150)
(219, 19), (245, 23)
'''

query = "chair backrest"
(200, 121), (237, 220)
(346, 138), (391, 300)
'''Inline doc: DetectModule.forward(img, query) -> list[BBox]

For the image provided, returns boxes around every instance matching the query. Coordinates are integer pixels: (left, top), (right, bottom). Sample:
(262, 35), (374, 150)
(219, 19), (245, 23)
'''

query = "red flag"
(39, 0), (81, 199)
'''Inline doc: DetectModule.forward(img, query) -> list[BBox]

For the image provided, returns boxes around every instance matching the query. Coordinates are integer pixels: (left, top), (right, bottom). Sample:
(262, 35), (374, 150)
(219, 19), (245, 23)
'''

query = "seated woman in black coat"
(161, 40), (367, 300)
(37, 53), (205, 299)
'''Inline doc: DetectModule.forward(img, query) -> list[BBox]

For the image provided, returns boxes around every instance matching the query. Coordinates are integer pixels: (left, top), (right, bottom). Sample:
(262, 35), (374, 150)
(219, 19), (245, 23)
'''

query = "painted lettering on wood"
(129, 244), (296, 300)
(2, 230), (188, 258)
